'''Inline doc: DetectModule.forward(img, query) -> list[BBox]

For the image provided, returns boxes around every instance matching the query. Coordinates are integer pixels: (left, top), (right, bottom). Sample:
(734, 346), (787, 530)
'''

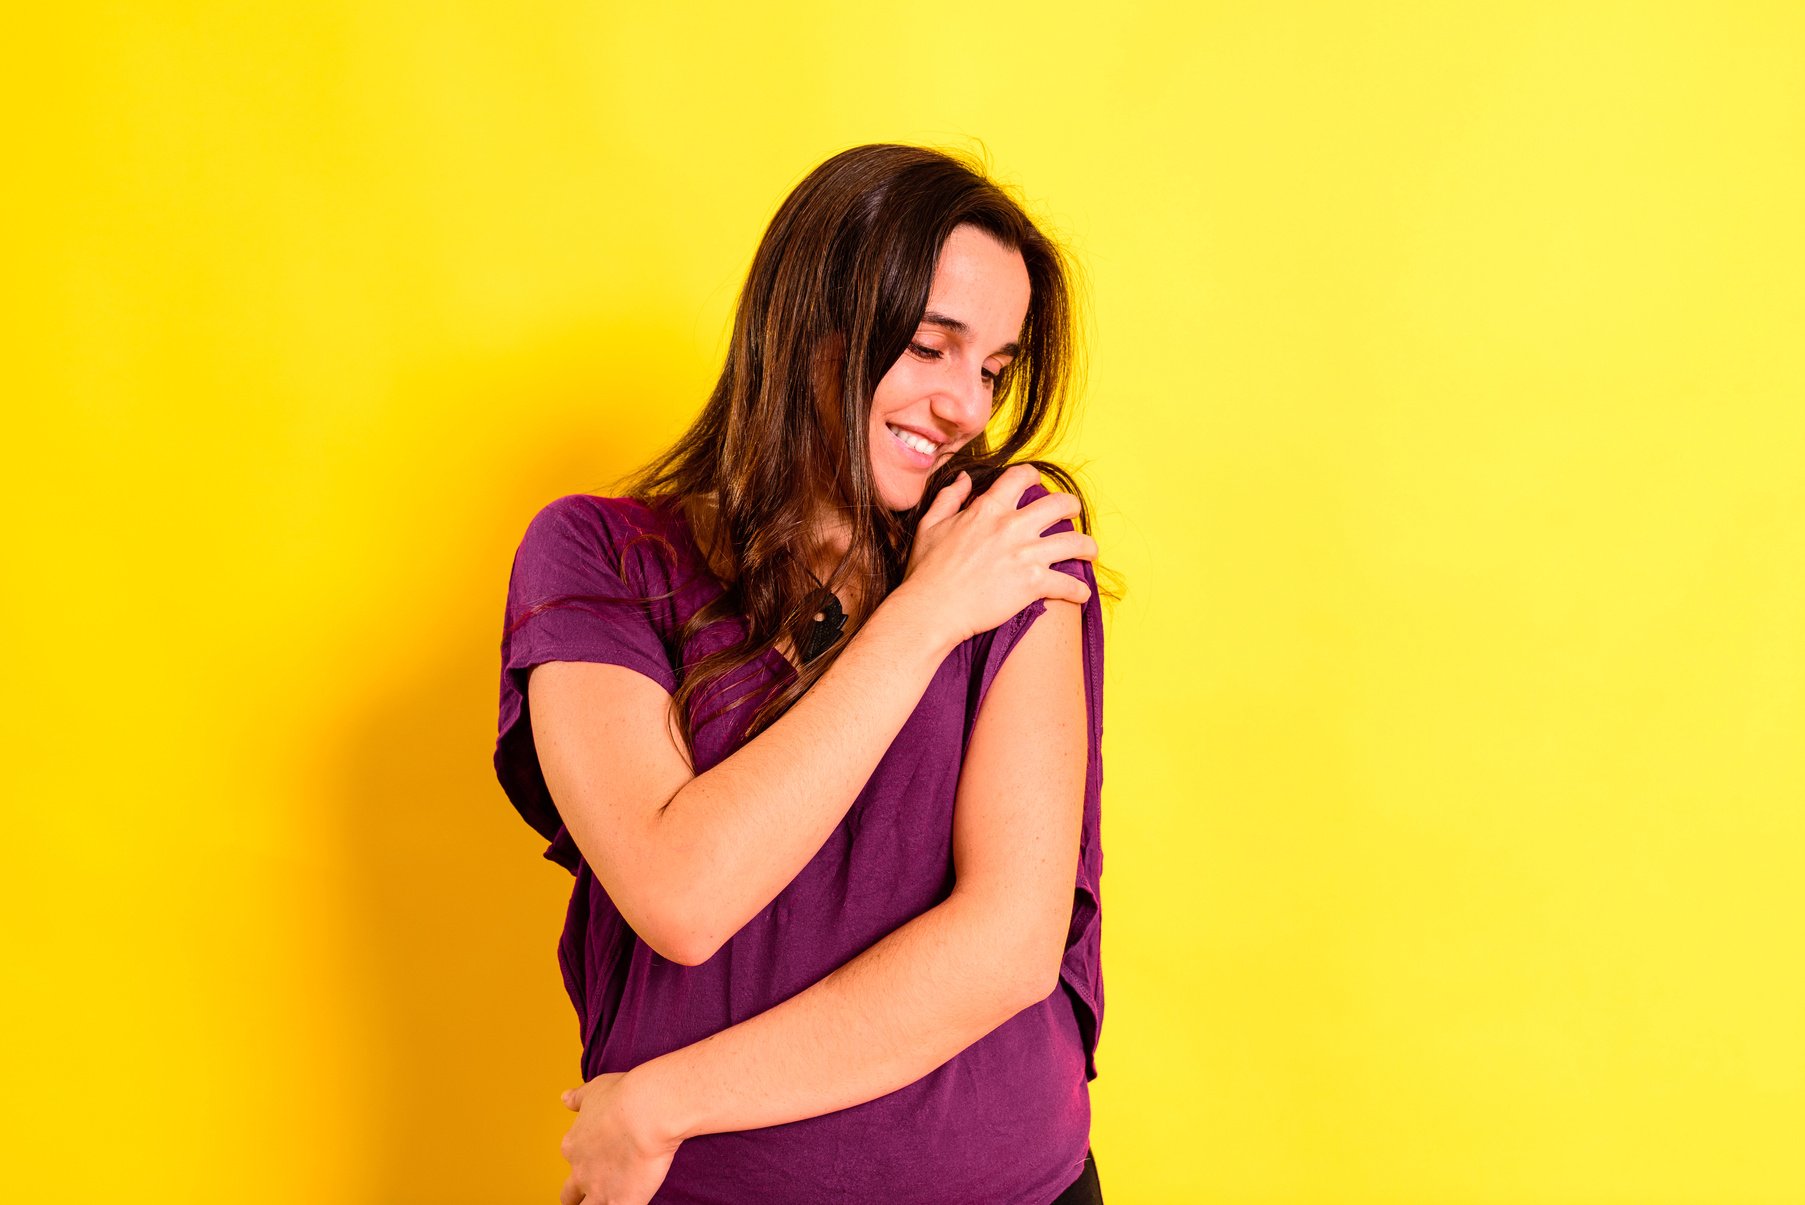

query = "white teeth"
(887, 424), (938, 456)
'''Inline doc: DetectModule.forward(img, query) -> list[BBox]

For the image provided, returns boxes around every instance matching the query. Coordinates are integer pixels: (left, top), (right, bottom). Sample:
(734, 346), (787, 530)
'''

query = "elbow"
(998, 936), (1066, 1014)
(642, 928), (708, 967)
(1014, 959), (1063, 1012)
(962, 895), (1067, 1013)
(661, 933), (720, 968)
(640, 902), (726, 968)
(580, 802), (724, 967)
(643, 793), (726, 967)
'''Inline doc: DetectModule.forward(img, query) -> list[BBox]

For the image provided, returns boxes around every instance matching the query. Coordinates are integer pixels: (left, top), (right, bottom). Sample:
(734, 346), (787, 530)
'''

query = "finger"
(1004, 461), (1043, 489)
(1056, 565), (1094, 605)
(1016, 492), (1084, 541)
(921, 470), (970, 524)
(982, 462), (1042, 507)
(1043, 530), (1099, 565)
(1039, 577), (1092, 608)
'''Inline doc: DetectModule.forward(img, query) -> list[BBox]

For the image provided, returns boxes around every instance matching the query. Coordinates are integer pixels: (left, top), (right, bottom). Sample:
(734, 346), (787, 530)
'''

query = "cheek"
(870, 355), (927, 410)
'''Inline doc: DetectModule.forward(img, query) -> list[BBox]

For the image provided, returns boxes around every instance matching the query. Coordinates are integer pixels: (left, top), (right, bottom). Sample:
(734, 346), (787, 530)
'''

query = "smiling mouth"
(885, 423), (943, 464)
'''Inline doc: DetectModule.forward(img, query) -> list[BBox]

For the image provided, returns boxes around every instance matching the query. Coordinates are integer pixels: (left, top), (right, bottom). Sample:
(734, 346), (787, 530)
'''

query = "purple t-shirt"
(493, 483), (1105, 1205)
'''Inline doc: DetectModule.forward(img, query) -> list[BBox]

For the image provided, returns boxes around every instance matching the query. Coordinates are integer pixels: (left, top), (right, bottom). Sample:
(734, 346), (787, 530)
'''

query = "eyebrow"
(920, 310), (1021, 358)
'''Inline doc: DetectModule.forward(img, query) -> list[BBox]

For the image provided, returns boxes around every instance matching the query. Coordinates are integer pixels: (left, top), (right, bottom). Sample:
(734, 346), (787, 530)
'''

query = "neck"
(686, 491), (866, 602)
(805, 506), (889, 628)
(801, 505), (854, 584)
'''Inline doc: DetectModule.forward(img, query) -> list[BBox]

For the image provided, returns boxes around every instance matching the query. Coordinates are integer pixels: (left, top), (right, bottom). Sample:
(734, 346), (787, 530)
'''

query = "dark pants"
(1048, 1148), (1103, 1205)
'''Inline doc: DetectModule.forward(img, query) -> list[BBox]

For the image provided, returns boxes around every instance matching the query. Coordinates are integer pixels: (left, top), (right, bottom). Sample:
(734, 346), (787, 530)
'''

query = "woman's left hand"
(557, 1071), (682, 1205)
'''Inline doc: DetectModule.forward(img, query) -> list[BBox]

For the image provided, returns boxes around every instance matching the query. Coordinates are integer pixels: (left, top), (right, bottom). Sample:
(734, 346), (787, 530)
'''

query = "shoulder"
(515, 492), (703, 599)
(527, 491), (641, 530)
(521, 493), (678, 550)
(971, 462), (1052, 504)
(508, 494), (630, 583)
(1000, 476), (1085, 571)
(983, 470), (1065, 527)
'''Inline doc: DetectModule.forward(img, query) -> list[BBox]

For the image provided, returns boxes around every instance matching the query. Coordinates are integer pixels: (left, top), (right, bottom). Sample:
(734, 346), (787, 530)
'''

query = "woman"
(494, 143), (1112, 1204)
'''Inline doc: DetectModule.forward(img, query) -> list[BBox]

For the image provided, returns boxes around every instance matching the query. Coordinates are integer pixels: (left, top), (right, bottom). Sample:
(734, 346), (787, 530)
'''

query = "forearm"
(654, 586), (956, 962)
(625, 890), (1040, 1141)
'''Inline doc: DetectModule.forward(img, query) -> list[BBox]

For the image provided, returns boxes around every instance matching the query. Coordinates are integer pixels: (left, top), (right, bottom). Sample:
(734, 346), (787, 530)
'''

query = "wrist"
(622, 1054), (700, 1147)
(873, 581), (960, 663)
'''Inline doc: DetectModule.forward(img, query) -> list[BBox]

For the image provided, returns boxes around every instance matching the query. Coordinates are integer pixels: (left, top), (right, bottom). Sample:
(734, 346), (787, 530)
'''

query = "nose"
(930, 361), (991, 435)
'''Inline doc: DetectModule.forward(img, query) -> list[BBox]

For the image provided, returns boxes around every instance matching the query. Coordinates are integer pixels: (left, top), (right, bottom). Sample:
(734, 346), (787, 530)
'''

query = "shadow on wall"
(328, 329), (686, 1204)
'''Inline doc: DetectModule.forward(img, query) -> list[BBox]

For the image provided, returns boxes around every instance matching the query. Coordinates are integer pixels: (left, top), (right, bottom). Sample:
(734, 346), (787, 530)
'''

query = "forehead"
(925, 225), (1031, 336)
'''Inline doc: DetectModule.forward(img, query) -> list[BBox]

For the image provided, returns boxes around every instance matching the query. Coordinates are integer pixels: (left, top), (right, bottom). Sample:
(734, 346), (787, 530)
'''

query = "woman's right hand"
(896, 462), (1098, 648)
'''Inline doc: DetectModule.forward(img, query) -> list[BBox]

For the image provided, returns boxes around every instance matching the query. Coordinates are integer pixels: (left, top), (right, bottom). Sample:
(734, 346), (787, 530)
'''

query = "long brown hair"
(555, 143), (1121, 764)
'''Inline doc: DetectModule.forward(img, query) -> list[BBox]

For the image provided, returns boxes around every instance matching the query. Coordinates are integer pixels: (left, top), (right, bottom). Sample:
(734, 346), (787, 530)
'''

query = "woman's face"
(867, 223), (1031, 511)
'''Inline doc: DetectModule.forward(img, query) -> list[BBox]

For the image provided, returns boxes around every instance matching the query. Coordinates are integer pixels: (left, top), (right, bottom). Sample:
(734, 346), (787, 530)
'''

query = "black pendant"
(797, 588), (847, 665)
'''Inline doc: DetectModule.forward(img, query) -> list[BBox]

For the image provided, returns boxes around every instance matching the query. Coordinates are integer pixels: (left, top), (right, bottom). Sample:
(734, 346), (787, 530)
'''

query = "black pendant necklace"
(797, 586), (846, 665)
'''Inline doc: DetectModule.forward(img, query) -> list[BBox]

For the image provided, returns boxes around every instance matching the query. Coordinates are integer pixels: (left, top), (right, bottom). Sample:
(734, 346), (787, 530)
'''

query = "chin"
(877, 480), (924, 512)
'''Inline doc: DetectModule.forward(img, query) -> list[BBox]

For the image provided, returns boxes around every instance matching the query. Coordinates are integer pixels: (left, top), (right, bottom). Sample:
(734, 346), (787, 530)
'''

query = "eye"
(981, 367), (1000, 389)
(908, 341), (943, 361)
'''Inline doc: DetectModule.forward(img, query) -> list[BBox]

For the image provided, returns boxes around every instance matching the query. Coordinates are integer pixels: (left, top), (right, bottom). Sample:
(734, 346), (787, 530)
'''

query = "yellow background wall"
(6, 3), (1801, 1202)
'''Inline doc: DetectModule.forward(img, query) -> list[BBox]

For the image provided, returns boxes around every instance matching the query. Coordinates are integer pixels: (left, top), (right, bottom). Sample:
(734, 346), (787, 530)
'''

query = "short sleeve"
(968, 479), (1108, 1081)
(493, 494), (679, 874)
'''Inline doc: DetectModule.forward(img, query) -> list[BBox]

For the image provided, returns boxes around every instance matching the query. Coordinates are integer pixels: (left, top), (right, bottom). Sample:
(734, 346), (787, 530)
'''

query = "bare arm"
(530, 582), (957, 966)
(615, 596), (1088, 1141)
(530, 464), (1086, 968)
